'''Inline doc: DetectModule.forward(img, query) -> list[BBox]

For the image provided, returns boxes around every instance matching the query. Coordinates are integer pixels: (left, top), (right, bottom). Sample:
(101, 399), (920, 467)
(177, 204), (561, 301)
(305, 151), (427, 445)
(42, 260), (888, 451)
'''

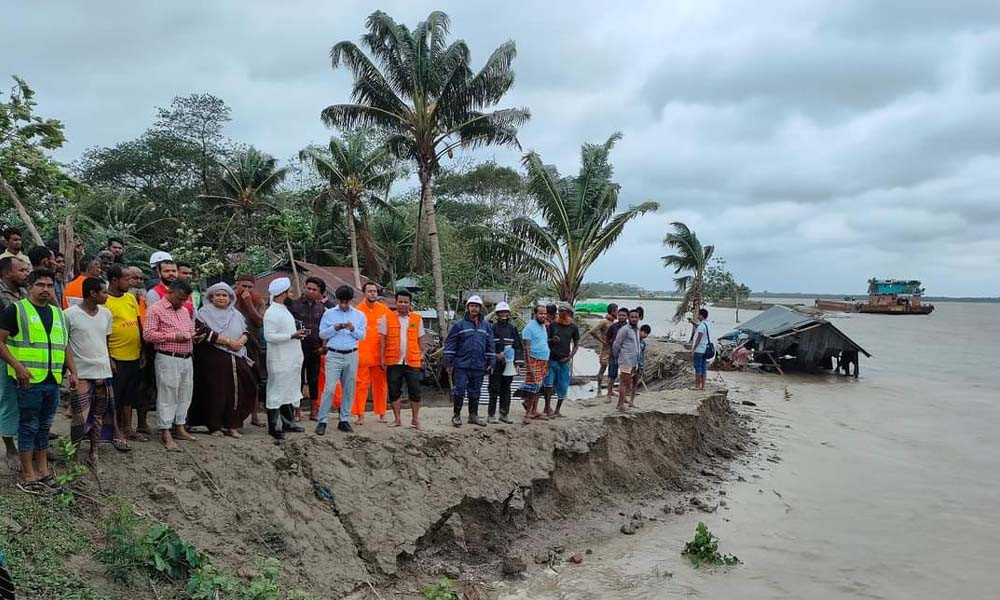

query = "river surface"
(500, 299), (999, 600)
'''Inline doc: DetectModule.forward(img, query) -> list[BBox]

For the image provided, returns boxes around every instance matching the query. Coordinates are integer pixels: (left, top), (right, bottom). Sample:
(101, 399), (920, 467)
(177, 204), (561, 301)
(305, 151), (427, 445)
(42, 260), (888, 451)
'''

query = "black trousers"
(488, 369), (513, 417)
(301, 350), (321, 405)
(387, 364), (422, 403)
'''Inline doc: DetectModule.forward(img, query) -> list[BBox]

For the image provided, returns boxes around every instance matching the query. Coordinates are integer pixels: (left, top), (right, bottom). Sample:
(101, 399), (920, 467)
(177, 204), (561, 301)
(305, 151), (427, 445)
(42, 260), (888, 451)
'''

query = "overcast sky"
(4, 0), (999, 296)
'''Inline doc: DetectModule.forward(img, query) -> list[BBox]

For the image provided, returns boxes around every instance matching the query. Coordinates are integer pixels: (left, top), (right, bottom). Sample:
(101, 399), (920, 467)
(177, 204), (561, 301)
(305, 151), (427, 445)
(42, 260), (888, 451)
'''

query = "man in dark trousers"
(443, 296), (495, 427)
(487, 301), (523, 424)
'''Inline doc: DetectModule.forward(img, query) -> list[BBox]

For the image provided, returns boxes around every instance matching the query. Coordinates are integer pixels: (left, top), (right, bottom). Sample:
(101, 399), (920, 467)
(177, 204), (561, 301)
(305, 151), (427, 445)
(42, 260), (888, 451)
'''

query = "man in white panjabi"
(262, 278), (306, 440)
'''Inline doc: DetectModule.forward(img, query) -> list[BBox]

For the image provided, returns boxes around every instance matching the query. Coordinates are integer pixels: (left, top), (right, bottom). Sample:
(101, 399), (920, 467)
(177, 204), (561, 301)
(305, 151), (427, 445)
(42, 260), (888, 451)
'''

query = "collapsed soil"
(0, 339), (752, 599)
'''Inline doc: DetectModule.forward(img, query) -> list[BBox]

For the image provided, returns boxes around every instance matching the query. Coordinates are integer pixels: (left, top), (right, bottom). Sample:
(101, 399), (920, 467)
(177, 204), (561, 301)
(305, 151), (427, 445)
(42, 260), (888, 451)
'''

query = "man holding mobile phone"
(314, 285), (365, 434)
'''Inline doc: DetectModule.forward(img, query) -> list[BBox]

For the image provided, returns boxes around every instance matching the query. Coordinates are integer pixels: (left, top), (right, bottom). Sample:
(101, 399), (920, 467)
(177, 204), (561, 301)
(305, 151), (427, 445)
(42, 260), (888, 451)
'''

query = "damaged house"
(723, 305), (871, 376)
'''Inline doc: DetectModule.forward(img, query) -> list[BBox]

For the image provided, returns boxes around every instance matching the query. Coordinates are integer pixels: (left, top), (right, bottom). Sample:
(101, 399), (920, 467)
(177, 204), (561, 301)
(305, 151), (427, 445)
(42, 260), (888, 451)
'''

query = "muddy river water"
(499, 300), (999, 599)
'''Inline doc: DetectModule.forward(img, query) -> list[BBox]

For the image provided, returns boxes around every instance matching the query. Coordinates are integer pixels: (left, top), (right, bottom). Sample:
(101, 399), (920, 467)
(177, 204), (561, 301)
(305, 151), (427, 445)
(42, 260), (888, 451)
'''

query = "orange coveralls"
(331, 300), (391, 417)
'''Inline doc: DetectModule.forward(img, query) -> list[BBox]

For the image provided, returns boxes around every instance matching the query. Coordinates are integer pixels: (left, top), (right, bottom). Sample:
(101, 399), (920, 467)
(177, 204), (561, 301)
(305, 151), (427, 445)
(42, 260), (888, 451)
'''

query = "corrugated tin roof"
(735, 305), (818, 337)
(734, 305), (871, 357)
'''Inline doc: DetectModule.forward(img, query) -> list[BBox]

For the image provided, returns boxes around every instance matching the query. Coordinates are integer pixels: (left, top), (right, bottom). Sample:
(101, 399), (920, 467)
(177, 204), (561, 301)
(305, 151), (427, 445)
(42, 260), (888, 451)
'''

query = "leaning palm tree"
(491, 133), (658, 303)
(299, 132), (396, 288)
(661, 222), (715, 322)
(321, 10), (530, 334)
(200, 147), (289, 245)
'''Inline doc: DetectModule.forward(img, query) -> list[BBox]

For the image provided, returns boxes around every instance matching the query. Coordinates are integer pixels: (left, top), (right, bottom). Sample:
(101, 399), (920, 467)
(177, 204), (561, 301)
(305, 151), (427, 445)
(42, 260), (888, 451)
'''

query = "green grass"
(0, 493), (109, 599)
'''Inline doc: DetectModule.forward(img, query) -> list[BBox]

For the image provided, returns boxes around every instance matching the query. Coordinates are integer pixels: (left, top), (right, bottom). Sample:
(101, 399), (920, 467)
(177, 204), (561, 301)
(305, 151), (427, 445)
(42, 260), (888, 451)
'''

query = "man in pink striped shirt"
(143, 280), (196, 451)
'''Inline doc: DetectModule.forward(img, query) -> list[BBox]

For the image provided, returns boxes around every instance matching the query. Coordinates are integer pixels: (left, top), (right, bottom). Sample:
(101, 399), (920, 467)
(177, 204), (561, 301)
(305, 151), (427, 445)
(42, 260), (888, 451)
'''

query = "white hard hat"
(495, 301), (511, 312)
(149, 251), (173, 268)
(466, 295), (483, 306)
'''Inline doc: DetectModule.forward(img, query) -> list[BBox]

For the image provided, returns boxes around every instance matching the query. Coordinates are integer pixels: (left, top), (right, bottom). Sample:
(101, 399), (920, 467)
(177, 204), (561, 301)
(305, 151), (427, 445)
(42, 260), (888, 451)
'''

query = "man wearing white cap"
(487, 301), (523, 424)
(443, 295), (495, 427)
(262, 277), (306, 440)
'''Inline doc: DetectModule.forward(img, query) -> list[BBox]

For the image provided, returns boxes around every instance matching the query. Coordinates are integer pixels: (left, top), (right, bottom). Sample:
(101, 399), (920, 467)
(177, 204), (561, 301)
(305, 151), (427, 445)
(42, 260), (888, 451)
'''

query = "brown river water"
(499, 299), (999, 600)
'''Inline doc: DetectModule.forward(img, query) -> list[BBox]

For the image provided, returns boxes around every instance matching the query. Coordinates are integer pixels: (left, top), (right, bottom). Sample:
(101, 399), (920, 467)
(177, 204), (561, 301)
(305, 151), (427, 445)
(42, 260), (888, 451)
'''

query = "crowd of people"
(0, 226), (669, 494)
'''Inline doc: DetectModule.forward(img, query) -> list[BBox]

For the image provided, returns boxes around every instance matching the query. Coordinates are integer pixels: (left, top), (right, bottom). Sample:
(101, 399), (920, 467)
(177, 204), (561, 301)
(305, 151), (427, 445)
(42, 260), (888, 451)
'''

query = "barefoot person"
(189, 283), (258, 438)
(633, 324), (651, 405)
(443, 296), (495, 427)
(517, 305), (550, 423)
(604, 307), (628, 401)
(0, 257), (28, 472)
(352, 282), (391, 424)
(691, 308), (711, 390)
(66, 277), (130, 463)
(589, 303), (617, 394)
(143, 279), (196, 451)
(379, 290), (427, 429)
(263, 278), (307, 440)
(548, 303), (579, 418)
(612, 308), (642, 412)
(0, 269), (79, 492)
(105, 265), (146, 442)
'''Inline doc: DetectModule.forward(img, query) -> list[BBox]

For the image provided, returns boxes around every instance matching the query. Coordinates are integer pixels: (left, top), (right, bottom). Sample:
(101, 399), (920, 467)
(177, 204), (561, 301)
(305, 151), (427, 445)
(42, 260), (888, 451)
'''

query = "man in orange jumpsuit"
(349, 282), (391, 424)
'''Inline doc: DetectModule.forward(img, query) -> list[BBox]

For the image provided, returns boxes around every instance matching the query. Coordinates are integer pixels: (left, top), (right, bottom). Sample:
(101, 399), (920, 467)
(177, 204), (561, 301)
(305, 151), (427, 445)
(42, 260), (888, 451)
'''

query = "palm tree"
(200, 147), (289, 244)
(493, 133), (658, 303)
(321, 10), (530, 334)
(661, 222), (715, 323)
(299, 132), (396, 289)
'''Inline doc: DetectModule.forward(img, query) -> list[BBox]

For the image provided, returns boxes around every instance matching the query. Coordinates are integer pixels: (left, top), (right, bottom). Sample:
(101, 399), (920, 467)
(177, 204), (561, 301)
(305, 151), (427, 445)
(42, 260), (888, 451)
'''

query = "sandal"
(111, 438), (132, 453)
(17, 481), (53, 495)
(127, 432), (150, 442)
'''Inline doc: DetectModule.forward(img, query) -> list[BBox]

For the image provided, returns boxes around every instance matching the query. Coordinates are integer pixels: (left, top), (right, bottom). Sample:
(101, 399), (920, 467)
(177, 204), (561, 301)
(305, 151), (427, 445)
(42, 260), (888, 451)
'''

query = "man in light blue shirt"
(517, 305), (550, 423)
(315, 285), (366, 434)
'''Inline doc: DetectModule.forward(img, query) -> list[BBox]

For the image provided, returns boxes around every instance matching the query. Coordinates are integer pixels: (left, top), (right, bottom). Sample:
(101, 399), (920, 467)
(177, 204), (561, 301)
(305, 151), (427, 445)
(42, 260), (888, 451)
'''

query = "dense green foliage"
(703, 257), (751, 302)
(682, 522), (740, 567)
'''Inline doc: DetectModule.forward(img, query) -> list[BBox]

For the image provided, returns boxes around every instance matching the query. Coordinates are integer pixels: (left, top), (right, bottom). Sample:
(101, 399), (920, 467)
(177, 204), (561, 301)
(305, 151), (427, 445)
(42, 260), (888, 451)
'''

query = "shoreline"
(0, 340), (752, 599)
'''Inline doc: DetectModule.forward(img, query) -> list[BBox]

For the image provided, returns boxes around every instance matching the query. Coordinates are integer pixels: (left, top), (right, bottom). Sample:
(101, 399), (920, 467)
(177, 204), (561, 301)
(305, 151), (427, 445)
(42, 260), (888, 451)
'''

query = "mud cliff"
(87, 384), (747, 598)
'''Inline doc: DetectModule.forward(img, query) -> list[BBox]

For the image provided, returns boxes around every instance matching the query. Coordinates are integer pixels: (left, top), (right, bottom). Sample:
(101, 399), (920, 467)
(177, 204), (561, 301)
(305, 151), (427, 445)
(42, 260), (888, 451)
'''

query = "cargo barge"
(815, 279), (934, 315)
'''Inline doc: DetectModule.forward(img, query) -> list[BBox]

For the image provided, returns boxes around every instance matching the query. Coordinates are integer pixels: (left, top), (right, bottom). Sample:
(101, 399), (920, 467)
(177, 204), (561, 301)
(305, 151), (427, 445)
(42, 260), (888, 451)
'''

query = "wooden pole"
(0, 175), (44, 246)
(286, 239), (302, 298)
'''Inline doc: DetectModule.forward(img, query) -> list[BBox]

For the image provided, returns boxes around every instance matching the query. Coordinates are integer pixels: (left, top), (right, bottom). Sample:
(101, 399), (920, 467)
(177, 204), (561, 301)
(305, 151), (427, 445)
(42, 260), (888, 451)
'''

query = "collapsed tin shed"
(727, 305), (871, 375)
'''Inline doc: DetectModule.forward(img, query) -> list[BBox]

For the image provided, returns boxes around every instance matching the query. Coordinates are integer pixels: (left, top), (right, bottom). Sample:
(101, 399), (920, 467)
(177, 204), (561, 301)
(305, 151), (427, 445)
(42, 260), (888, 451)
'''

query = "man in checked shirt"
(143, 279), (196, 451)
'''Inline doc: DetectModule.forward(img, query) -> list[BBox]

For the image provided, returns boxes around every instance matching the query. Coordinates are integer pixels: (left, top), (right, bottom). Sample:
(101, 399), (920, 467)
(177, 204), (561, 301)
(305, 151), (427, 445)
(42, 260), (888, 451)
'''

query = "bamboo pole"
(0, 174), (44, 246)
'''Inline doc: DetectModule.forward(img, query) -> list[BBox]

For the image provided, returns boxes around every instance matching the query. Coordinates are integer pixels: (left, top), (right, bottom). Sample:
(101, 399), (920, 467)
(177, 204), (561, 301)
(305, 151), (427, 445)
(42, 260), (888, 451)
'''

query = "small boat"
(816, 279), (934, 315)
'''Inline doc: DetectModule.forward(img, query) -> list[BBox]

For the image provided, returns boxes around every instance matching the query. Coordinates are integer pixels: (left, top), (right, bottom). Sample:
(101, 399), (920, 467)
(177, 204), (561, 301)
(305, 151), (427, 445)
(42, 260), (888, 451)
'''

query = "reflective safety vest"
(6, 299), (67, 384)
(383, 312), (422, 368)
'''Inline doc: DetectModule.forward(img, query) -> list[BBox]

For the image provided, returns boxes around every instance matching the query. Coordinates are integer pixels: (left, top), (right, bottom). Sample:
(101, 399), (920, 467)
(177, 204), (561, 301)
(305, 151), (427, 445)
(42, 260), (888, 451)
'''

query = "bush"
(96, 501), (207, 584)
(422, 578), (460, 600)
(682, 522), (740, 567)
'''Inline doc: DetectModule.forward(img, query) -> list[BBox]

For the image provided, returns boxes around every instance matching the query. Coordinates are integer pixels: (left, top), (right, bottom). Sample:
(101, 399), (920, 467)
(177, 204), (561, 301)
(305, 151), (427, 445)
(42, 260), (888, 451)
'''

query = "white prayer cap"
(495, 301), (511, 312)
(268, 277), (291, 299)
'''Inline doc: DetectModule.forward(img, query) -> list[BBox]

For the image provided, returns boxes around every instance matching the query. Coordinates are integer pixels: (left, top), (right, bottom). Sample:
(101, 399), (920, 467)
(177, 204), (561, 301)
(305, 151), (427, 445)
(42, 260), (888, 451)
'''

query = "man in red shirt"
(145, 258), (194, 317)
(143, 280), (196, 451)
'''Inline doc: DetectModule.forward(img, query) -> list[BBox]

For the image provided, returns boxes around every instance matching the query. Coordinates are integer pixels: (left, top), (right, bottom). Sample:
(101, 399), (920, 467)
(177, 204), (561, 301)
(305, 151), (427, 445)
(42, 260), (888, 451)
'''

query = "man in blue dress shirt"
(315, 285), (366, 434)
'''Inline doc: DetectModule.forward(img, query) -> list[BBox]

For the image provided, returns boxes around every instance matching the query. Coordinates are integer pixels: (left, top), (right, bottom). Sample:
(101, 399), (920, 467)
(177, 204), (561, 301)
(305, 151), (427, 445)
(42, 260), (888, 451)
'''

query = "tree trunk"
(420, 166), (448, 337)
(346, 196), (362, 290)
(0, 174), (45, 246)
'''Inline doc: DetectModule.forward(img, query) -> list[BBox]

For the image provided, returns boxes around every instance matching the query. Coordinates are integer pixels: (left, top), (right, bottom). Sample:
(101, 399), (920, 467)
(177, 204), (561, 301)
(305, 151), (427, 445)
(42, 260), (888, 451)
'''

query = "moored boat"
(816, 279), (934, 315)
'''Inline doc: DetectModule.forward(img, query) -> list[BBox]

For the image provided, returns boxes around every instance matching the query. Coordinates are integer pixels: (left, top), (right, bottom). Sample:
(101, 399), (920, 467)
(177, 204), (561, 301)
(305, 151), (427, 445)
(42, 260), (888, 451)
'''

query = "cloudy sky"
(4, 0), (999, 296)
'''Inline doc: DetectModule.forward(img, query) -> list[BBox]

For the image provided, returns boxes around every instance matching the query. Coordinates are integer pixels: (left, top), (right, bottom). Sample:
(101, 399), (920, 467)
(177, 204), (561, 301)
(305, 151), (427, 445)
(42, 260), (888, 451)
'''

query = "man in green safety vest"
(0, 268), (79, 493)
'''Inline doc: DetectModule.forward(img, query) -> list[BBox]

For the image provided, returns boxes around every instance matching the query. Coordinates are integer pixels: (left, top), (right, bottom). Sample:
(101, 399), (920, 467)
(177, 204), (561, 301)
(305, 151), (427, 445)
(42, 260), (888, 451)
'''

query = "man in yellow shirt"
(105, 265), (147, 441)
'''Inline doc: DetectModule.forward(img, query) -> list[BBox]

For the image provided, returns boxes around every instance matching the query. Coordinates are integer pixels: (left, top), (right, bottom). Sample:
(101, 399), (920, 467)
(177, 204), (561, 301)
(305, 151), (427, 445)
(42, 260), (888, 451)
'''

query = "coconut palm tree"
(299, 132), (397, 288)
(492, 133), (658, 303)
(661, 222), (715, 322)
(321, 10), (530, 334)
(199, 147), (289, 244)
